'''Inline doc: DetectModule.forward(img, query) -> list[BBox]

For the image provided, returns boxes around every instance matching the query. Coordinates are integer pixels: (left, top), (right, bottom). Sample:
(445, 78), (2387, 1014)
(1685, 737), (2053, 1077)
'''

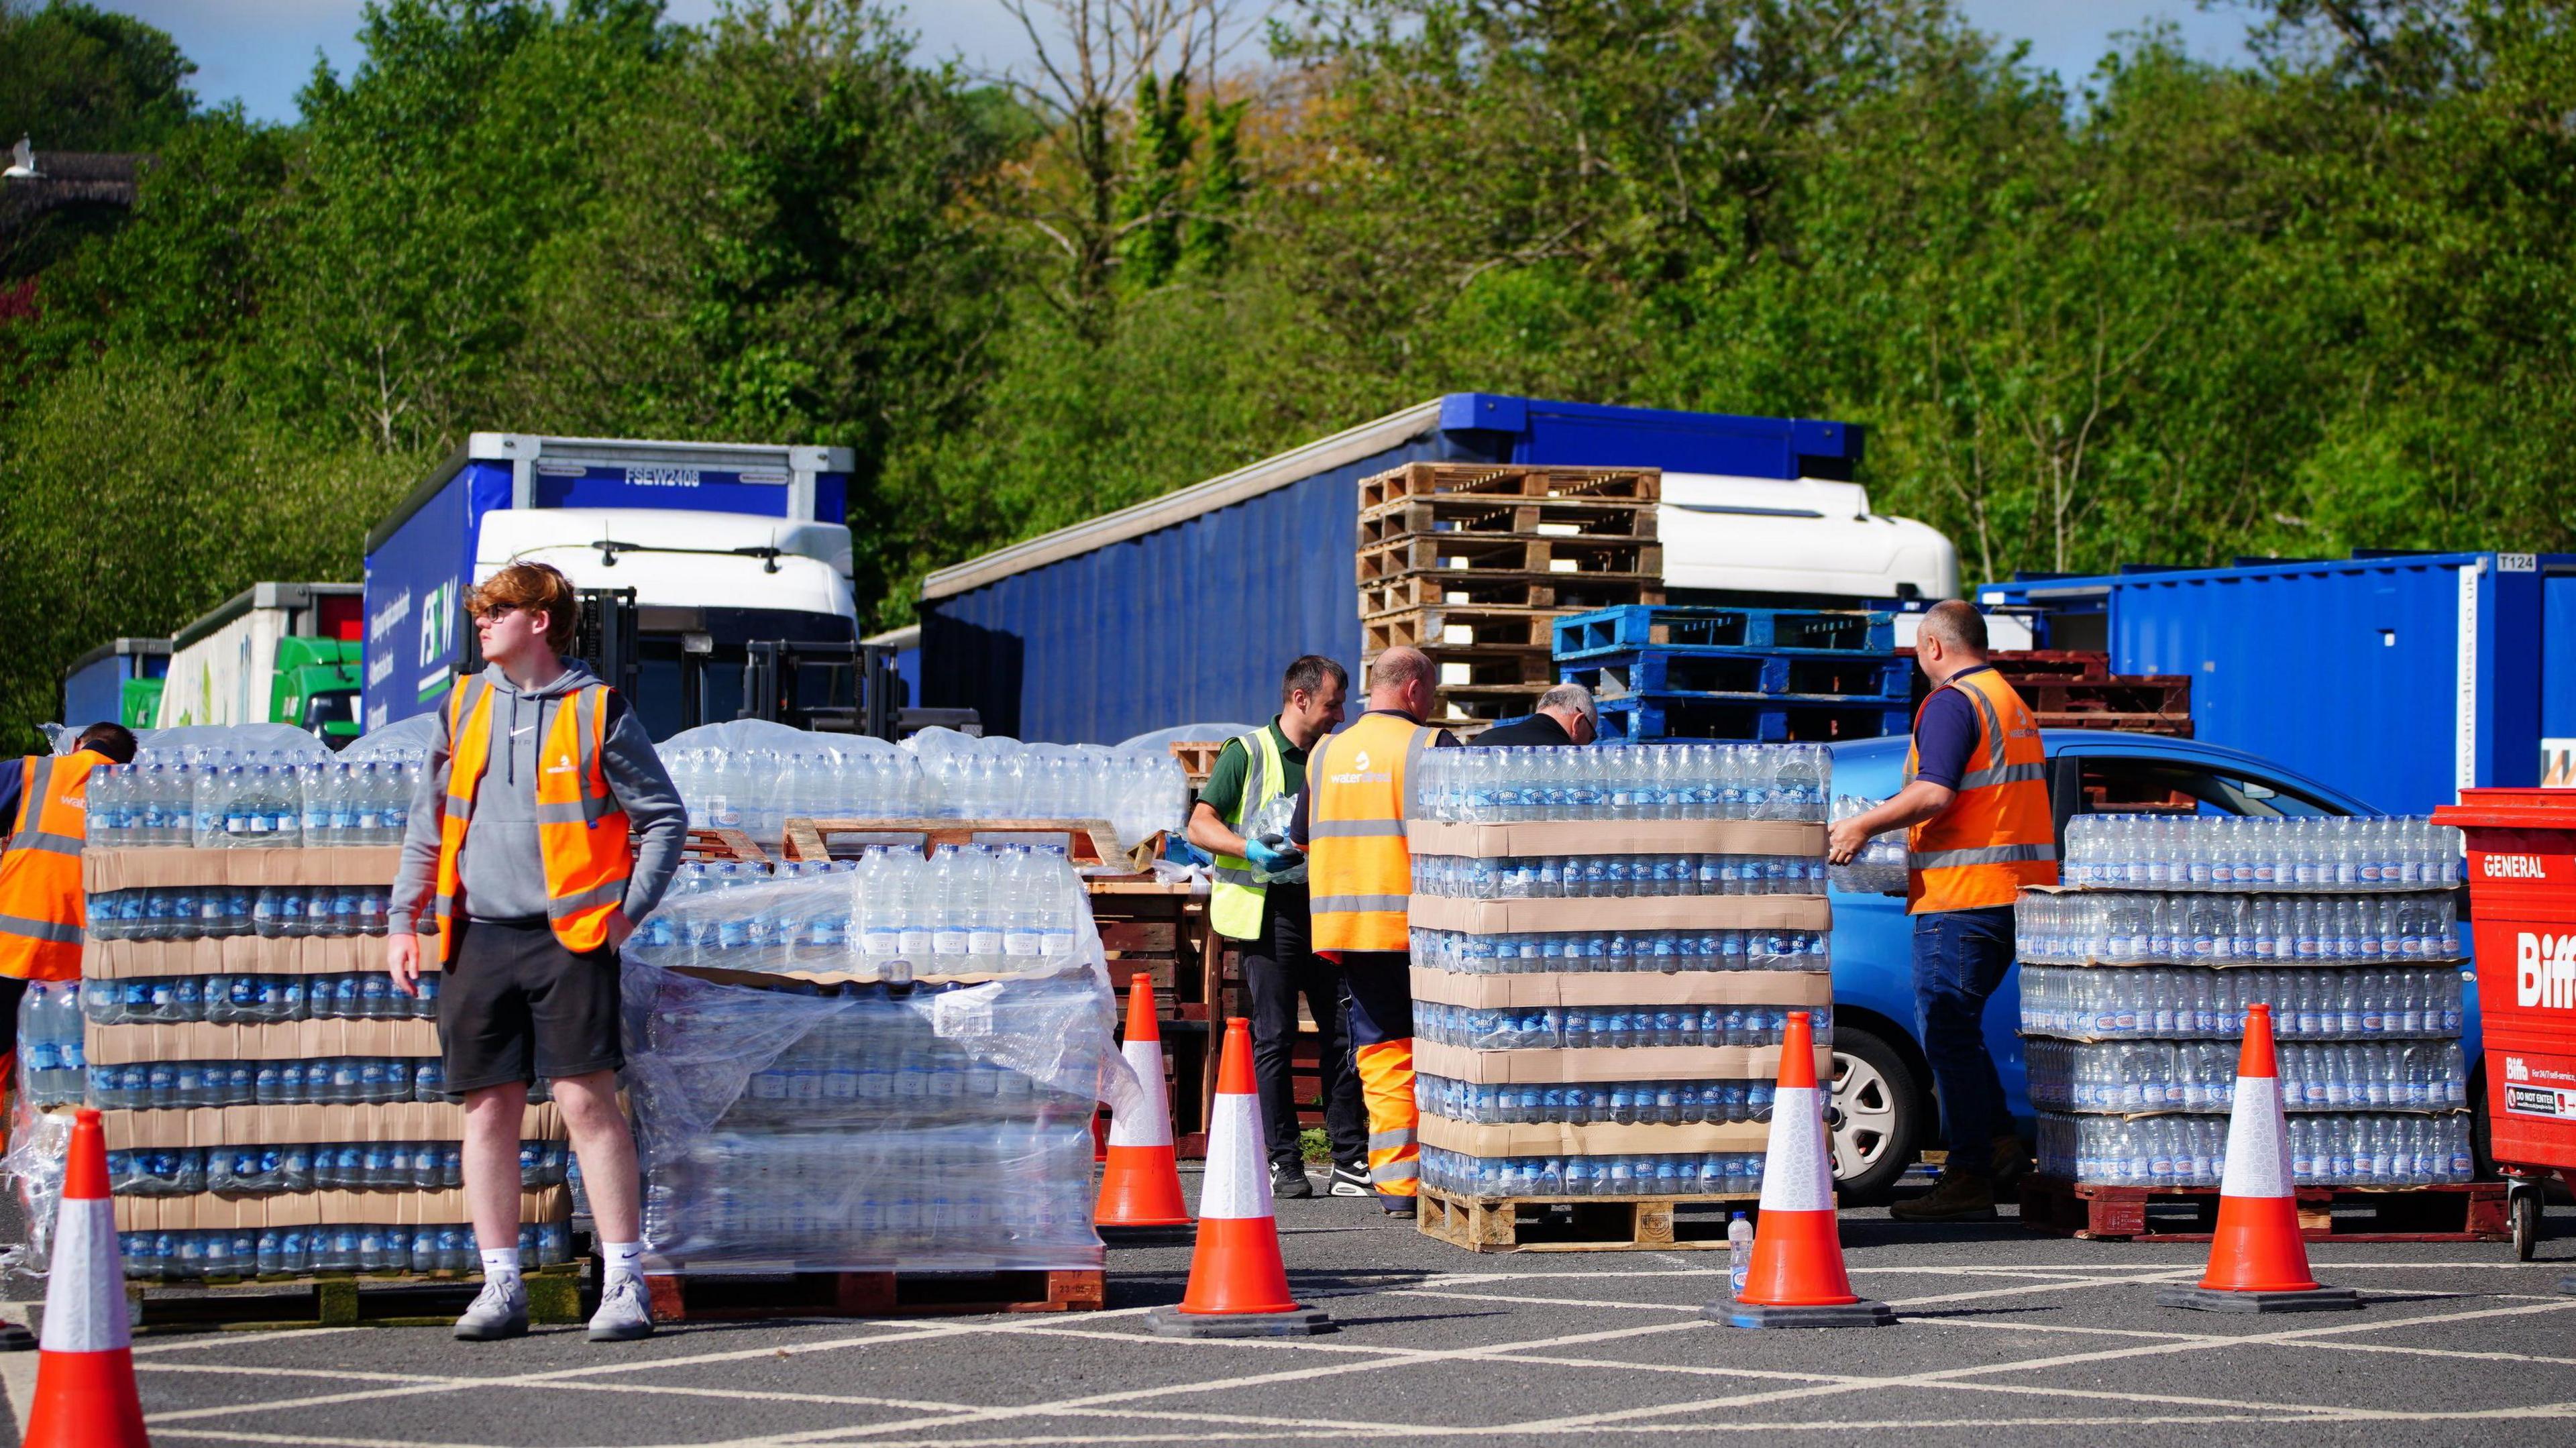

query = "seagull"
(3, 137), (34, 179)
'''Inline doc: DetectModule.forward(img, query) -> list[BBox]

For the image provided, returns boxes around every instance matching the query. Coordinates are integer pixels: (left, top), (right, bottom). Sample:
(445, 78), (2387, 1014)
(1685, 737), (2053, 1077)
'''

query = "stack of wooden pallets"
(1356, 462), (1663, 734)
(1901, 649), (2193, 738)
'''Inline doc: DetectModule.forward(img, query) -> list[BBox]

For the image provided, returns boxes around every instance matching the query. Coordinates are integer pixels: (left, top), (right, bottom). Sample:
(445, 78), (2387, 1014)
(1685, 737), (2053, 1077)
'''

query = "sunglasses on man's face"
(472, 604), (523, 624)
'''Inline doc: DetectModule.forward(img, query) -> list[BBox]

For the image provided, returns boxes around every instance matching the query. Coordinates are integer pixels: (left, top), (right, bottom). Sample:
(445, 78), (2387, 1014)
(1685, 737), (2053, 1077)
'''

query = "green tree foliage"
(1, 0), (2569, 746)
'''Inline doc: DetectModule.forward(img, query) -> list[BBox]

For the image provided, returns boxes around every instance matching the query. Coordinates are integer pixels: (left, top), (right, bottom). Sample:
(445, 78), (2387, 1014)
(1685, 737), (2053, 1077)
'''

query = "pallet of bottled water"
(2036, 1111), (2476, 1188)
(2058, 814), (2463, 892)
(1423, 1146), (1768, 1199)
(2017, 891), (2461, 965)
(2018, 964), (2466, 1041)
(1419, 1001), (1830, 1052)
(110, 1139), (568, 1196)
(2026, 1039), (2472, 1115)
(118, 1221), (573, 1283)
(626, 964), (1118, 1272)
(83, 750), (422, 850)
(1411, 742), (1829, 824)
(1408, 925), (1827, 974)
(630, 847), (1094, 981)
(660, 728), (1185, 850)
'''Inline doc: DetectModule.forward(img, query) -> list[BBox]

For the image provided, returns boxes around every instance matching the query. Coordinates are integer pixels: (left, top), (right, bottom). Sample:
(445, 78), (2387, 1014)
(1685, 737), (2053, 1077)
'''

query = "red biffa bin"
(2432, 790), (2576, 1280)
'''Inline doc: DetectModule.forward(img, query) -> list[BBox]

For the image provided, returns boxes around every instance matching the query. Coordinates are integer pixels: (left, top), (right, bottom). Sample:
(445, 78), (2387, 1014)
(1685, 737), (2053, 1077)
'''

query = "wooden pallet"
(2017, 1175), (2508, 1243)
(1091, 881), (1223, 1158)
(683, 827), (771, 867)
(1902, 648), (2113, 680)
(645, 1267), (1105, 1321)
(1417, 1186), (1750, 1253)
(779, 817), (1144, 869)
(1362, 573), (1666, 618)
(2033, 710), (2194, 738)
(129, 1264), (584, 1331)
(2012, 677), (2191, 718)
(1358, 534), (1662, 583)
(1363, 605), (1563, 653)
(1357, 462), (1661, 513)
(1358, 498), (1658, 548)
(1167, 740), (1226, 787)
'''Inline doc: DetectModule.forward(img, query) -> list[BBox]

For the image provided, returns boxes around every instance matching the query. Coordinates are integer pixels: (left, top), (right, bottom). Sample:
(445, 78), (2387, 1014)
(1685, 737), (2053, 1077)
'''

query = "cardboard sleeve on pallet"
(100, 1103), (566, 1150)
(1414, 1040), (1829, 1084)
(84, 846), (403, 893)
(1409, 966), (1831, 1010)
(1418, 1115), (1769, 1157)
(1407, 893), (1829, 935)
(113, 1184), (570, 1232)
(1407, 820), (1825, 860)
(87, 1017), (441, 1065)
(85, 936), (433, 979)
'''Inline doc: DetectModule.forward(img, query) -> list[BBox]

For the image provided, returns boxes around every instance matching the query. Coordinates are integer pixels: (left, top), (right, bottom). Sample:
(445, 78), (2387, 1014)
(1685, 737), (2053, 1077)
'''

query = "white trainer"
(453, 1278), (529, 1341)
(588, 1274), (655, 1342)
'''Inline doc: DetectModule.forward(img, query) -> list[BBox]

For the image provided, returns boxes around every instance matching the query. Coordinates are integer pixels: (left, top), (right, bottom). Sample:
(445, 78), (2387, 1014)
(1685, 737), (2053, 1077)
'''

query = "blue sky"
(101, 1), (2257, 127)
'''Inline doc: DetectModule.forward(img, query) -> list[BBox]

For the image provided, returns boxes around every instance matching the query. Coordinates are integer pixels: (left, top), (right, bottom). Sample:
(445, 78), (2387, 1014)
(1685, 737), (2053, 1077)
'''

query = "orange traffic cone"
(25, 1108), (149, 1448)
(1096, 982), (1193, 1235)
(1705, 1011), (1894, 1329)
(1146, 1017), (1332, 1338)
(2158, 1003), (2359, 1314)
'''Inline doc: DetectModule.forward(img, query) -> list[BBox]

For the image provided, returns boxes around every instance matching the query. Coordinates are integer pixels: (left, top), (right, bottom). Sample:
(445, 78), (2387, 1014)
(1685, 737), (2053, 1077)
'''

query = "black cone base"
(2157, 1284), (2361, 1314)
(0, 1322), (30, 1352)
(1098, 1224), (1197, 1247)
(1146, 1304), (1335, 1338)
(1704, 1298), (1896, 1329)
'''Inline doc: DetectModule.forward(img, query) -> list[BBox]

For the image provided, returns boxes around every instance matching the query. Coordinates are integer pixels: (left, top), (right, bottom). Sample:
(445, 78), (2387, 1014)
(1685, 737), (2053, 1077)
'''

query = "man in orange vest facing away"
(386, 563), (688, 1342)
(0, 722), (137, 1093)
(1829, 601), (2056, 1221)
(1291, 647), (1456, 1215)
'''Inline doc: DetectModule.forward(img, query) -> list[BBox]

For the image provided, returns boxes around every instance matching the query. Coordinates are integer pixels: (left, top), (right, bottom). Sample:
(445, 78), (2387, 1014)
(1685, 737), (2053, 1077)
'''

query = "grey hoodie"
(388, 663), (688, 935)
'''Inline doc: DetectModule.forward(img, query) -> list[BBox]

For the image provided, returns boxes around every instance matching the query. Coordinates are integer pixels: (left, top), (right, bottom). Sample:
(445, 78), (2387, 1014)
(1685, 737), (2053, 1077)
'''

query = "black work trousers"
(1241, 888), (1367, 1171)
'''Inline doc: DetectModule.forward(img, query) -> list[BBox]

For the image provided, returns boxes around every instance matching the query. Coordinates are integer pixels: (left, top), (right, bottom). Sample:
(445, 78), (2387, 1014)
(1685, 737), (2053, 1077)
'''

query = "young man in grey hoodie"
(385, 562), (688, 1342)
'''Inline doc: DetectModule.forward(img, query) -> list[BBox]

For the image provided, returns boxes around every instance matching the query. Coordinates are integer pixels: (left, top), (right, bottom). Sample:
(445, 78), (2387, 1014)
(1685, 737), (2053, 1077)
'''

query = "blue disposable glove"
(1243, 837), (1301, 874)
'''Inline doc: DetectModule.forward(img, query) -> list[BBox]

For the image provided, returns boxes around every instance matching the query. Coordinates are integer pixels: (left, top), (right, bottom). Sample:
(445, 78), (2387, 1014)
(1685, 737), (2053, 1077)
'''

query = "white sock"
(480, 1247), (524, 1290)
(602, 1240), (644, 1284)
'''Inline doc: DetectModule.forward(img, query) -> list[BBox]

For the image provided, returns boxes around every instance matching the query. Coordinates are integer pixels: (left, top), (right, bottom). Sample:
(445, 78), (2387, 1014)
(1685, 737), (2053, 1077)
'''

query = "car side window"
(2074, 759), (2339, 820)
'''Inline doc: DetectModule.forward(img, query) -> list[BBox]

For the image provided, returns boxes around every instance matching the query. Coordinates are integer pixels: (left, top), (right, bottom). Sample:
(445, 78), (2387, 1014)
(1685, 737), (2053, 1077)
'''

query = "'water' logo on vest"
(546, 752), (575, 775)
(2517, 932), (2576, 1009)
(1352, 750), (1370, 772)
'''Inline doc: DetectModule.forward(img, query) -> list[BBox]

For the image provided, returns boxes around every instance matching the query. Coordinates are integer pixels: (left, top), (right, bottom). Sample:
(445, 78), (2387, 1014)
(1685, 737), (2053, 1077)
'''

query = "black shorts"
(439, 917), (624, 1093)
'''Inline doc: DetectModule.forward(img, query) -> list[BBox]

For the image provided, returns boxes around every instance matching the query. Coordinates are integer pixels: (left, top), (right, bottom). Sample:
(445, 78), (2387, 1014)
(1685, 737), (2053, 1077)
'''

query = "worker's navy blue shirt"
(0, 757), (23, 832)
(1910, 666), (1994, 791)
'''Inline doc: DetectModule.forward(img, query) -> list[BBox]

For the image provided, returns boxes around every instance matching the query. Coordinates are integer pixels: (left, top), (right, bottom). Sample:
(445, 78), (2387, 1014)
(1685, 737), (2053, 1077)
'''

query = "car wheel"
(1828, 1024), (1921, 1207)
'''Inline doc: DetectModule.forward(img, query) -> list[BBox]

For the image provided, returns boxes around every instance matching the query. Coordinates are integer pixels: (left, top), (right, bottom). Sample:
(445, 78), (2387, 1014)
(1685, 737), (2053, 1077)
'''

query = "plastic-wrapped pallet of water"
(2017, 964), (2465, 1040)
(658, 728), (1186, 849)
(1423, 1146), (1770, 1198)
(1407, 926), (1827, 974)
(82, 750), (423, 850)
(2016, 891), (2459, 965)
(2036, 1111), (2475, 1188)
(631, 848), (1092, 979)
(120, 1222), (572, 1281)
(1411, 742), (1829, 824)
(1826, 793), (1909, 895)
(1420, 1075), (1780, 1125)
(109, 1139), (566, 1195)
(2025, 1039), (2471, 1114)
(1417, 1002), (1829, 1051)
(623, 967), (1122, 1272)
(1411, 852), (1827, 897)
(2057, 814), (2463, 891)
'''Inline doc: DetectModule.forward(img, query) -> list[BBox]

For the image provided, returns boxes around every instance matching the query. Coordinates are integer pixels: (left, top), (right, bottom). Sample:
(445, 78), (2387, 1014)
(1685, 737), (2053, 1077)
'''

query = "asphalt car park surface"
(7, 1174), (2573, 1448)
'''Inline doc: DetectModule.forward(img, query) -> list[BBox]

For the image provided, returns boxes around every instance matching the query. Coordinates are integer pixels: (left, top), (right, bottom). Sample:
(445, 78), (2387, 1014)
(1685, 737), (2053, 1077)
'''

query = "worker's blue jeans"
(1912, 904), (2018, 1177)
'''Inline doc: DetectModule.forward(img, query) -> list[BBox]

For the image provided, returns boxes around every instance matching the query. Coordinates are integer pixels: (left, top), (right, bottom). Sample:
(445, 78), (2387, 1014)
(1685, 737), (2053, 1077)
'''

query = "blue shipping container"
(1980, 552), (2576, 816)
(918, 394), (1864, 742)
(361, 434), (852, 730)
(59, 638), (168, 728)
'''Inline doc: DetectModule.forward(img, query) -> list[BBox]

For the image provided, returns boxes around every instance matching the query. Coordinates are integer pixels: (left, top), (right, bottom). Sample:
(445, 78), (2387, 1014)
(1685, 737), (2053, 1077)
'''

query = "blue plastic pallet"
(1596, 693), (1911, 744)
(1560, 649), (1909, 703)
(1554, 605), (1893, 661)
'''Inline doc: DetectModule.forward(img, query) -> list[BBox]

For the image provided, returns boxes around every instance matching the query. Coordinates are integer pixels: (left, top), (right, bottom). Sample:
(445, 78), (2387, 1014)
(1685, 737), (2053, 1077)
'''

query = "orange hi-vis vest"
(431, 676), (633, 964)
(1905, 667), (2058, 913)
(1308, 711), (1436, 954)
(0, 750), (109, 981)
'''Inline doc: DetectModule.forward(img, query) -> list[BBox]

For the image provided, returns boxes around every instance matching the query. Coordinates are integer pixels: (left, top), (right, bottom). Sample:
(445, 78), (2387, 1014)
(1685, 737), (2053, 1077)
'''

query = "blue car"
(1821, 728), (2484, 1202)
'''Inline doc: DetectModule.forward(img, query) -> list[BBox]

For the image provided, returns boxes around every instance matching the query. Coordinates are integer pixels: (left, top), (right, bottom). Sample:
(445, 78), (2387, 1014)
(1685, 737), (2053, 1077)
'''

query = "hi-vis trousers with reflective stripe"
(1340, 951), (1417, 1202)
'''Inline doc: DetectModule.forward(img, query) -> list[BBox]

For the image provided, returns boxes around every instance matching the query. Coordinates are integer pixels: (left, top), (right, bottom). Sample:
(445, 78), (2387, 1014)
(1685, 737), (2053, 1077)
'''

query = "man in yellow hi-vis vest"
(1184, 655), (1371, 1199)
(1830, 601), (2057, 1222)
(1292, 647), (1456, 1215)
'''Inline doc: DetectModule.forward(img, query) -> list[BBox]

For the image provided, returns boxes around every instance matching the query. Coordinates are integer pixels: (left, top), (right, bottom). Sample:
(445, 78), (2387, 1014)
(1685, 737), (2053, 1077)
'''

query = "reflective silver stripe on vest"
(11, 830), (84, 858)
(1307, 818), (1407, 838)
(545, 877), (627, 920)
(574, 687), (615, 826)
(0, 912), (83, 945)
(1957, 760), (2047, 789)
(5, 758), (57, 854)
(1236, 732), (1267, 829)
(1403, 724), (1434, 811)
(1908, 842), (2059, 869)
(1371, 1158), (1421, 1182)
(1367, 1129), (1415, 1152)
(1211, 866), (1262, 885)
(440, 677), (489, 823)
(532, 800), (594, 825)
(1311, 893), (1410, 915)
